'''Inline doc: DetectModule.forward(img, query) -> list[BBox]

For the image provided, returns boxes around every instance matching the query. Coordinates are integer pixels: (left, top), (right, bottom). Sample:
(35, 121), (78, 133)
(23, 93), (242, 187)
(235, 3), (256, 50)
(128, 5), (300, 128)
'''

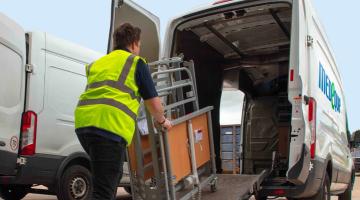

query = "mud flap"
(287, 144), (310, 185)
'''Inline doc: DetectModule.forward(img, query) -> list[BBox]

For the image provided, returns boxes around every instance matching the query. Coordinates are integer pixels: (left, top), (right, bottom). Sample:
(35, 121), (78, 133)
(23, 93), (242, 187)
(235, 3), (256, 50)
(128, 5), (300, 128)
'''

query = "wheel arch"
(55, 152), (91, 185)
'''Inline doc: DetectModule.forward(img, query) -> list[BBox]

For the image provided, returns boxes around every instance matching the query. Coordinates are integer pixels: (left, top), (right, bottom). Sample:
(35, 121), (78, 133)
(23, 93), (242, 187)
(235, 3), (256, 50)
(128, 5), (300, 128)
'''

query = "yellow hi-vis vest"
(75, 50), (143, 145)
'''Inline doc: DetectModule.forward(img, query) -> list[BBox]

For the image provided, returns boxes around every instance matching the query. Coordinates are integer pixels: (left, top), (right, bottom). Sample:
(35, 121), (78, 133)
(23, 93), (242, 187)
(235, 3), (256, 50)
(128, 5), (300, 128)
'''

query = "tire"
(57, 165), (92, 200)
(255, 195), (267, 200)
(304, 173), (331, 200)
(338, 187), (352, 200)
(0, 184), (29, 200)
(339, 171), (354, 200)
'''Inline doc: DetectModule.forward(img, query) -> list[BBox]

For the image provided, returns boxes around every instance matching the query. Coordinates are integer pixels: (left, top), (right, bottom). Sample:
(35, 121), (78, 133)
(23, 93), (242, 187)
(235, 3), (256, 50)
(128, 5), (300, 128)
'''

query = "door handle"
(0, 141), (5, 147)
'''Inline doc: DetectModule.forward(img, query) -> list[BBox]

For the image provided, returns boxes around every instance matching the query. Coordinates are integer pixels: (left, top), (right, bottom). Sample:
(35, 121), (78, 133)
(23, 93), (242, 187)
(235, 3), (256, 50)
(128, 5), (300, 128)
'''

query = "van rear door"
(286, 0), (311, 185)
(107, 0), (160, 62)
(0, 13), (26, 175)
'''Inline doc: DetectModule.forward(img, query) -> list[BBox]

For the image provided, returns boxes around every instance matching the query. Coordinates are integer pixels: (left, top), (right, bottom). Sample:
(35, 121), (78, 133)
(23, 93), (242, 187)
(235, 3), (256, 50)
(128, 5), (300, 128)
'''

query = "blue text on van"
(318, 63), (341, 113)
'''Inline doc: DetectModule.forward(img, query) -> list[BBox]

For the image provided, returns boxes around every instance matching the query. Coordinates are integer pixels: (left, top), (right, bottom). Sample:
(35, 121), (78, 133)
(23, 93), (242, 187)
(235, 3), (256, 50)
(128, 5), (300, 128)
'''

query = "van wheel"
(0, 184), (29, 200)
(305, 173), (331, 200)
(338, 187), (352, 200)
(255, 195), (267, 200)
(339, 171), (354, 200)
(57, 165), (92, 200)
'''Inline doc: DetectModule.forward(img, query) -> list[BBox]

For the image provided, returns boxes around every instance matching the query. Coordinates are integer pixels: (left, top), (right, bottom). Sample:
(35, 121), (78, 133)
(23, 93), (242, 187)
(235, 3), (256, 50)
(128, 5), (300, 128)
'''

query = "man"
(74, 23), (172, 200)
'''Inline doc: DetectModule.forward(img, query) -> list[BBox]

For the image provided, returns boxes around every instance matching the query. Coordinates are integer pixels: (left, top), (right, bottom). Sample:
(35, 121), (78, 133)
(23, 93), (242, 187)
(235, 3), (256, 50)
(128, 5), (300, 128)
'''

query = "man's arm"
(136, 59), (172, 129)
(144, 97), (172, 129)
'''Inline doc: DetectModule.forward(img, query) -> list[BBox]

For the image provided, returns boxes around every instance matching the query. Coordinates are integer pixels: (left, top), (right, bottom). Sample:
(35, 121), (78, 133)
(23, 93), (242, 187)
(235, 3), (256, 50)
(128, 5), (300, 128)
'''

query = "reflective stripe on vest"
(84, 55), (137, 99)
(77, 98), (137, 120)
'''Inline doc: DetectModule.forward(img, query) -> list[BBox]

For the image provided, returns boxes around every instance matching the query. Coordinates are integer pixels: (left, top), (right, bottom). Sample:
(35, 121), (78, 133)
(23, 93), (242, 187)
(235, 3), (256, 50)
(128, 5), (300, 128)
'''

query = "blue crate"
(221, 134), (241, 143)
(221, 152), (240, 160)
(221, 144), (240, 152)
(221, 159), (240, 172)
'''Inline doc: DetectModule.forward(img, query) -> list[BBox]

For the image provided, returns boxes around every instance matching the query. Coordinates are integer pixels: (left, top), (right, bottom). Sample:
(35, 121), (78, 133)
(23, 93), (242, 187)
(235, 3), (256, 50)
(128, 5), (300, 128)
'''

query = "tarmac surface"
(20, 173), (360, 200)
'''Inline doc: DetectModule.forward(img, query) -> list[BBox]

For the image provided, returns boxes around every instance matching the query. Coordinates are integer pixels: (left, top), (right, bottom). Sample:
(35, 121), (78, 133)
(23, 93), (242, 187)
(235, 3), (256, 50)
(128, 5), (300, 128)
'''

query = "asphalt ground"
(19, 173), (360, 200)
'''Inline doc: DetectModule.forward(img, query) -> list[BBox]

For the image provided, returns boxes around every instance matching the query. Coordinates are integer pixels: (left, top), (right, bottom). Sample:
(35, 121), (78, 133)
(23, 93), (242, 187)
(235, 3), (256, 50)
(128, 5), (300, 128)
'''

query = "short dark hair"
(113, 23), (141, 51)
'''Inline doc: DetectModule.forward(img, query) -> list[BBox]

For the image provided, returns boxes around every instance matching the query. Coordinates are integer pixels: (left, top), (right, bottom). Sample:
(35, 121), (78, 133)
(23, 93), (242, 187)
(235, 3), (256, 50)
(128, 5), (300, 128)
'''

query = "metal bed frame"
(127, 56), (218, 200)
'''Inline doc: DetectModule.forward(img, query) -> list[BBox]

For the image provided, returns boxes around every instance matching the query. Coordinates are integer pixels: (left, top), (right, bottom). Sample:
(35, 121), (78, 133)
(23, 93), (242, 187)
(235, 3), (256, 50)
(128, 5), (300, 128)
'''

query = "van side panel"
(36, 50), (87, 155)
(307, 3), (352, 184)
(0, 13), (26, 175)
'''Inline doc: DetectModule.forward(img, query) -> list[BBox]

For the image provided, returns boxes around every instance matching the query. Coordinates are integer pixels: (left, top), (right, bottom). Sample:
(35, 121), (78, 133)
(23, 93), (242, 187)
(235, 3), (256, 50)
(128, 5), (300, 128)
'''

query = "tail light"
(308, 98), (316, 159)
(290, 69), (294, 81)
(213, 0), (233, 5)
(20, 111), (37, 155)
(271, 189), (285, 196)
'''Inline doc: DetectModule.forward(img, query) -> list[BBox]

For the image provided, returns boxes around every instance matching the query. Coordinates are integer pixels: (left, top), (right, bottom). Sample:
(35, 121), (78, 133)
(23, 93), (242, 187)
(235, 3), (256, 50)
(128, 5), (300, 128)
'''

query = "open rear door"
(286, 0), (311, 185)
(108, 0), (160, 62)
(0, 13), (26, 175)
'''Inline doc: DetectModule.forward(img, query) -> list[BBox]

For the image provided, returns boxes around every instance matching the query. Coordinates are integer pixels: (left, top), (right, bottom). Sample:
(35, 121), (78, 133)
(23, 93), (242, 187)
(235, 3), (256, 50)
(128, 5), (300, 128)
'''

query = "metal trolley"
(127, 56), (218, 200)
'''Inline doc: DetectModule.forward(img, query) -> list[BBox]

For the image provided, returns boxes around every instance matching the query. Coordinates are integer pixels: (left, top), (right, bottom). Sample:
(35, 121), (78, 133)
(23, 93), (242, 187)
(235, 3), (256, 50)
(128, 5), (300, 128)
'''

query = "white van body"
(111, 0), (355, 199)
(0, 13), (113, 200)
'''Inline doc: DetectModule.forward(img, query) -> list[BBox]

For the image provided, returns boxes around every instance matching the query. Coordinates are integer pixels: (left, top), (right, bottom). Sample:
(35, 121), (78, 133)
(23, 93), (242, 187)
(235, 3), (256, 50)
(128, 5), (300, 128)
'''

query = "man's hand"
(160, 118), (173, 130)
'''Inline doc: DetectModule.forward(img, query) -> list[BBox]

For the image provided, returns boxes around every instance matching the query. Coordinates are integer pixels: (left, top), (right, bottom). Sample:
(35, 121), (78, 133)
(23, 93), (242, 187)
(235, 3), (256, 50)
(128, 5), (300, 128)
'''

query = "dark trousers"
(76, 132), (126, 200)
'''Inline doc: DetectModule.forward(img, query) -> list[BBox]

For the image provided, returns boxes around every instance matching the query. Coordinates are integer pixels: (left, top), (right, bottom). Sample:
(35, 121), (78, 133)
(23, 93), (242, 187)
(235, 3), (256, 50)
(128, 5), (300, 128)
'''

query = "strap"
(86, 80), (137, 99)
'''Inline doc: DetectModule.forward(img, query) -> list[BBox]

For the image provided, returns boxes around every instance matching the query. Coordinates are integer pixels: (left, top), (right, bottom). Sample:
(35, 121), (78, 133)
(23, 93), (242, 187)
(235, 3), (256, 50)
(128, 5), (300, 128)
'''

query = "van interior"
(171, 2), (293, 179)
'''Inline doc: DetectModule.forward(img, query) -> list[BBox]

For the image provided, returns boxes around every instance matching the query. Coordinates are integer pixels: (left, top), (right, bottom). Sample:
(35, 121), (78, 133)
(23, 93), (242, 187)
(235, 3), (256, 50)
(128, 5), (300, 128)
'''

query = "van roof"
(0, 13), (26, 58)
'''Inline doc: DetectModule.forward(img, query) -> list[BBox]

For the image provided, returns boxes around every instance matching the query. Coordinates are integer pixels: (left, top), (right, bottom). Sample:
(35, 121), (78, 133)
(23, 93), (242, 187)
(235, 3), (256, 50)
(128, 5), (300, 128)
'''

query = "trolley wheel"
(210, 179), (218, 192)
(124, 186), (132, 194)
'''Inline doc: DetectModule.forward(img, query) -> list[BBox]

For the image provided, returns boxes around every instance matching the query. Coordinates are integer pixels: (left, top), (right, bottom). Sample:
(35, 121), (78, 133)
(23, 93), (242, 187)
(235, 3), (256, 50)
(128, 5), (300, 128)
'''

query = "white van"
(110, 0), (355, 199)
(0, 13), (107, 200)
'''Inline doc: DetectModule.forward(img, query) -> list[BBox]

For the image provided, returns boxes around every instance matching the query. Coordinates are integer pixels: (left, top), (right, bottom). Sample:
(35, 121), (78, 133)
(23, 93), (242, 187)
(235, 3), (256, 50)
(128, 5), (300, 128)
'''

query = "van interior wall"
(174, 30), (225, 170)
(174, 30), (292, 175)
(238, 61), (291, 176)
(173, 4), (292, 176)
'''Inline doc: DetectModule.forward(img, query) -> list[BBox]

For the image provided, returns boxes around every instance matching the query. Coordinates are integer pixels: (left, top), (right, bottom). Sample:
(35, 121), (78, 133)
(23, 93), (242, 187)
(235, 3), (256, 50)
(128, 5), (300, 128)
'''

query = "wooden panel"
(128, 113), (211, 183)
(128, 135), (156, 180)
(167, 121), (191, 183)
(192, 114), (211, 168)
(167, 113), (211, 183)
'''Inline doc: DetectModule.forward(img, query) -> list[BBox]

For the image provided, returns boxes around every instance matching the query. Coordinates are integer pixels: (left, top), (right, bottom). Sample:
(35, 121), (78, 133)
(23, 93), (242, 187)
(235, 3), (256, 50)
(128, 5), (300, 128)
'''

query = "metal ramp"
(201, 171), (268, 200)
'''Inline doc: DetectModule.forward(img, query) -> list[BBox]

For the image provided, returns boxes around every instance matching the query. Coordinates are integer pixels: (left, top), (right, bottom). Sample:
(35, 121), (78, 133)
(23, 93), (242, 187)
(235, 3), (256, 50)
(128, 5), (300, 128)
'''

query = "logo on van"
(318, 63), (341, 113)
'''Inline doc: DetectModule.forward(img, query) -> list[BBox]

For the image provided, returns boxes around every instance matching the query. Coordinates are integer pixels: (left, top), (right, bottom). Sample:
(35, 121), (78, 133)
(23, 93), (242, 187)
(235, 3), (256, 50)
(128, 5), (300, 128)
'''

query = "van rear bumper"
(0, 150), (17, 175)
(0, 154), (64, 185)
(259, 159), (326, 198)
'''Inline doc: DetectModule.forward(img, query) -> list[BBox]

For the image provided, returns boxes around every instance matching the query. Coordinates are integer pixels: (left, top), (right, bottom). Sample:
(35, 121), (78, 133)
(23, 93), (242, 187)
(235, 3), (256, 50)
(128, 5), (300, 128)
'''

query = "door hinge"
(307, 35), (314, 47)
(25, 64), (33, 73)
(17, 157), (27, 165)
(115, 0), (124, 8)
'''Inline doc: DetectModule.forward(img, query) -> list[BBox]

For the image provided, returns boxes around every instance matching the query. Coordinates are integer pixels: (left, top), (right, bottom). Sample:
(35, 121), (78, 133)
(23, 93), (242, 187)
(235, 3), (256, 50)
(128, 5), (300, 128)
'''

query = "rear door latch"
(307, 35), (314, 47)
(25, 64), (33, 73)
(17, 157), (27, 165)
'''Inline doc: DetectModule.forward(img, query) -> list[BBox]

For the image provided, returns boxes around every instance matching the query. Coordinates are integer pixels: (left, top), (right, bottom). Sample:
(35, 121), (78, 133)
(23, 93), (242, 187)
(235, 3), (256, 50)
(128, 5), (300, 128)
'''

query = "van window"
(220, 90), (244, 125)
(0, 44), (22, 107)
